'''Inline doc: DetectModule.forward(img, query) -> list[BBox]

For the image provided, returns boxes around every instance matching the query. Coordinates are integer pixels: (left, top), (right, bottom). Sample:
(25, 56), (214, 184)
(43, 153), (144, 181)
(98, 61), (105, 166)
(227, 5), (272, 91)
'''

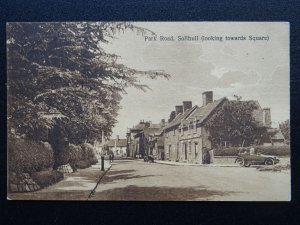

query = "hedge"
(8, 137), (54, 173)
(214, 145), (290, 156)
(81, 143), (98, 165)
(67, 143), (98, 170)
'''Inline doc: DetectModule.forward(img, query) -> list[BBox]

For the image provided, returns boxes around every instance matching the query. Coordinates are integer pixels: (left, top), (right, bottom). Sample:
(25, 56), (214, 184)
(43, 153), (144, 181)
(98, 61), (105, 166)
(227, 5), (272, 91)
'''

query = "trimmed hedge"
(67, 143), (98, 170)
(81, 143), (98, 165)
(214, 145), (290, 156)
(8, 137), (54, 173)
(31, 169), (64, 187)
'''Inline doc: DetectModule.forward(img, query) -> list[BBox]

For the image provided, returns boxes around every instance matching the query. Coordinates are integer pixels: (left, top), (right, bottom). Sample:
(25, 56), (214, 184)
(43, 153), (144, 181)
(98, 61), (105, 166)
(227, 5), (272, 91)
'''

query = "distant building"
(263, 129), (285, 146)
(105, 136), (127, 157)
(127, 120), (165, 158)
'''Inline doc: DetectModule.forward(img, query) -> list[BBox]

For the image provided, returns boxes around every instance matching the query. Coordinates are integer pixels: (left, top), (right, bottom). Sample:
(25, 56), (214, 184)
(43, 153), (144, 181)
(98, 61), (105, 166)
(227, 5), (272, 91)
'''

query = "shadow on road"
(102, 173), (159, 184)
(92, 185), (235, 201)
(108, 169), (136, 175)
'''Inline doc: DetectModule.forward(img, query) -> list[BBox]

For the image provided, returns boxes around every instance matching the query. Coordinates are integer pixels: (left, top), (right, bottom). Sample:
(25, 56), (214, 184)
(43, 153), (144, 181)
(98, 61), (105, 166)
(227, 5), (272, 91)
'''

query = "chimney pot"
(182, 101), (192, 112)
(263, 108), (271, 127)
(202, 91), (213, 106)
(175, 105), (183, 115)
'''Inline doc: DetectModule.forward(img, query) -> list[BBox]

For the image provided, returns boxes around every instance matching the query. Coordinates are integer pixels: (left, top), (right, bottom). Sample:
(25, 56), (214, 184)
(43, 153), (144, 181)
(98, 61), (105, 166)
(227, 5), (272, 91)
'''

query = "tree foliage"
(279, 119), (290, 141)
(205, 100), (267, 147)
(7, 22), (170, 144)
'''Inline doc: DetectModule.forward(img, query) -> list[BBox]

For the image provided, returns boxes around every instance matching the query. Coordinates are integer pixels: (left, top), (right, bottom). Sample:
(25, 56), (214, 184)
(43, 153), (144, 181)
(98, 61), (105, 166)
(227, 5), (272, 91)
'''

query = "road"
(91, 159), (290, 201)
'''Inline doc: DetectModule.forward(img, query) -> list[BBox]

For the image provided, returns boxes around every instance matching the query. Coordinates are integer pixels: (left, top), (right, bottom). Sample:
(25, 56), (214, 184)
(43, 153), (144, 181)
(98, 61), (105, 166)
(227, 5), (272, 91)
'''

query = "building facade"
(162, 91), (272, 164)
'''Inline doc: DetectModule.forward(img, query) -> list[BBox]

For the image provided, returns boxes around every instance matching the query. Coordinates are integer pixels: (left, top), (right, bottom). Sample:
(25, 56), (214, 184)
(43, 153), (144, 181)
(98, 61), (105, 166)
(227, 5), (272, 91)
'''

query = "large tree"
(7, 22), (170, 144)
(205, 100), (267, 147)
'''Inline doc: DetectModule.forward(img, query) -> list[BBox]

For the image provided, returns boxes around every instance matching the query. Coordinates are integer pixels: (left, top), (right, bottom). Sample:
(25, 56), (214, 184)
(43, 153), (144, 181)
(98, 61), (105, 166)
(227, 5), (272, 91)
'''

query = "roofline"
(163, 105), (198, 132)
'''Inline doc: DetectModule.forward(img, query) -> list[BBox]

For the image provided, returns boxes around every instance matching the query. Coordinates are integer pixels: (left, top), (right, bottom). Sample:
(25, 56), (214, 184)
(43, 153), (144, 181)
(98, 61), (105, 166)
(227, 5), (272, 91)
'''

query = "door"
(184, 143), (187, 160)
(194, 142), (198, 160)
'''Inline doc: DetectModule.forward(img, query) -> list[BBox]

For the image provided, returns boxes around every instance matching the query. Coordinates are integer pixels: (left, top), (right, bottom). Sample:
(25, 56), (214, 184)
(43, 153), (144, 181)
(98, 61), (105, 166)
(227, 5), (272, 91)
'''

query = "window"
(195, 142), (198, 157)
(189, 142), (192, 154)
(173, 128), (176, 136)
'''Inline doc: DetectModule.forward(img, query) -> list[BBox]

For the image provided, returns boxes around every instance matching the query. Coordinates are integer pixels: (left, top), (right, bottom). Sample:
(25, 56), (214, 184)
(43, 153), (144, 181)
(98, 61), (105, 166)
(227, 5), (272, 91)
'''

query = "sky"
(101, 22), (290, 139)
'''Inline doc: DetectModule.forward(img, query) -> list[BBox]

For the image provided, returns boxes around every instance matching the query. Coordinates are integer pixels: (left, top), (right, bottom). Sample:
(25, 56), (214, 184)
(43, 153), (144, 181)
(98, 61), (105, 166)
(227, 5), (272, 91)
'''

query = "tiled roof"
(163, 98), (227, 131)
(105, 139), (127, 147)
(191, 98), (227, 124)
(130, 123), (161, 131)
(163, 106), (198, 131)
(130, 123), (147, 130)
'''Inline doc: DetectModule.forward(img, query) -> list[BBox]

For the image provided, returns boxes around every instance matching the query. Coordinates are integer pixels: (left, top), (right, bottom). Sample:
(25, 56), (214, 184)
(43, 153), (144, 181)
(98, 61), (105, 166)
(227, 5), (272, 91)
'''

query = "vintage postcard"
(7, 22), (290, 201)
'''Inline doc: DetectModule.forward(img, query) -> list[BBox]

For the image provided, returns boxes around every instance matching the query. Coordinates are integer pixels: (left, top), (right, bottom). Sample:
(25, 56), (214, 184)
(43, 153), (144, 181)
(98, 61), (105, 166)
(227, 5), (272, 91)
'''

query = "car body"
(235, 153), (280, 167)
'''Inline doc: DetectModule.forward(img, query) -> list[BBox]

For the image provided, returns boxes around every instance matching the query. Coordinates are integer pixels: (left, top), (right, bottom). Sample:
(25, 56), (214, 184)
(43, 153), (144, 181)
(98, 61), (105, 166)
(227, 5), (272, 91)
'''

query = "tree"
(7, 22), (170, 144)
(205, 100), (267, 147)
(279, 119), (290, 142)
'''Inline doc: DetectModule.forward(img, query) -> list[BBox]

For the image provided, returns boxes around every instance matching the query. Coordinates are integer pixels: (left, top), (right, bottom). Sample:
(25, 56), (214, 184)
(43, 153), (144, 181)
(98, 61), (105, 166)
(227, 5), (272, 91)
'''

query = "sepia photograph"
(7, 22), (290, 201)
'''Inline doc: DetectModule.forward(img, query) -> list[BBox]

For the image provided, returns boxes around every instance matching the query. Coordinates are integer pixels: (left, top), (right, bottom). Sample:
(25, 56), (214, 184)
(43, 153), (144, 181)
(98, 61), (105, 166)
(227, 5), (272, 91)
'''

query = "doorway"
(184, 143), (187, 160)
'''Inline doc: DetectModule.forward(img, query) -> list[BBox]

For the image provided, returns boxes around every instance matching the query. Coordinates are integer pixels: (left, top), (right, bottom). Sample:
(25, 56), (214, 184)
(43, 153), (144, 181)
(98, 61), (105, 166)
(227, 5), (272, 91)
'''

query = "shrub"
(255, 145), (290, 156)
(8, 136), (54, 173)
(31, 169), (64, 187)
(81, 143), (98, 164)
(214, 145), (290, 156)
(214, 148), (240, 156)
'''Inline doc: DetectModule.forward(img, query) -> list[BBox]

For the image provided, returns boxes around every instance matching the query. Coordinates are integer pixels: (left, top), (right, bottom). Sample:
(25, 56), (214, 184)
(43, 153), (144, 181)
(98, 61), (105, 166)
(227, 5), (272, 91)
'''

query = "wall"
(213, 156), (236, 165)
(164, 125), (212, 164)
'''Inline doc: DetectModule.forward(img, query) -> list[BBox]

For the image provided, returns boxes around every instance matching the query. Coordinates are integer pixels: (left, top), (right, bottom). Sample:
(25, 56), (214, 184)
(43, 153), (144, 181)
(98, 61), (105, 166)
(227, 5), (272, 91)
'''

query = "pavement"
(90, 159), (290, 201)
(8, 160), (111, 200)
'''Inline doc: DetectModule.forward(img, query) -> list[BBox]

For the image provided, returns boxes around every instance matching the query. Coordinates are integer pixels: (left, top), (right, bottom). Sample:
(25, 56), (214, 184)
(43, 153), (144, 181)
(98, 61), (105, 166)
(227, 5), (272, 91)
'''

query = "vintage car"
(235, 153), (280, 167)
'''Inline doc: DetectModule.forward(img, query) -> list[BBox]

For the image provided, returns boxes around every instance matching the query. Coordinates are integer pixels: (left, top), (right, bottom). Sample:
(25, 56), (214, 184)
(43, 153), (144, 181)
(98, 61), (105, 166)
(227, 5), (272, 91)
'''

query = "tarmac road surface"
(91, 159), (290, 201)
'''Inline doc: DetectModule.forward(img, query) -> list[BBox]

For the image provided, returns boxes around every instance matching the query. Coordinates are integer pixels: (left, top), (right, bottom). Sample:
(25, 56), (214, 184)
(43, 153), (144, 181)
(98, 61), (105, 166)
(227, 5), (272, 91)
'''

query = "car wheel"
(265, 158), (274, 166)
(236, 158), (244, 167)
(244, 161), (251, 167)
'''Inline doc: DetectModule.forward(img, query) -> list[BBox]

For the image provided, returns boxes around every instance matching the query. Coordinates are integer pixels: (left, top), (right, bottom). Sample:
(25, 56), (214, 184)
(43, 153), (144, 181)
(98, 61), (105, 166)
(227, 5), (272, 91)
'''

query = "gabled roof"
(191, 97), (227, 124)
(105, 139), (127, 147)
(163, 106), (198, 131)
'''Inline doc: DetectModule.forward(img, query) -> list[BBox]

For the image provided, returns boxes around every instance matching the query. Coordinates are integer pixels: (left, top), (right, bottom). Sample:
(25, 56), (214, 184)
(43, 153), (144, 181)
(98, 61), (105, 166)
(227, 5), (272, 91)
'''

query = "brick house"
(163, 91), (271, 164)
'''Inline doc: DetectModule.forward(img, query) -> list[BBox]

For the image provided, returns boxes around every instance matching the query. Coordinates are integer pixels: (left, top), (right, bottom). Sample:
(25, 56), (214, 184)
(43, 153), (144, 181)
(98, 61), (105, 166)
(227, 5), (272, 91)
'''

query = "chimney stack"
(263, 108), (271, 127)
(202, 91), (213, 106)
(175, 105), (183, 115)
(183, 101), (192, 112)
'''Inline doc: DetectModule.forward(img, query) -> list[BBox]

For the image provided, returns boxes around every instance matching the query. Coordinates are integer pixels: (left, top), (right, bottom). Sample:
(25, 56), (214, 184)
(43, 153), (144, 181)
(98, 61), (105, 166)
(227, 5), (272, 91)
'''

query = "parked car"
(235, 152), (280, 167)
(144, 155), (154, 163)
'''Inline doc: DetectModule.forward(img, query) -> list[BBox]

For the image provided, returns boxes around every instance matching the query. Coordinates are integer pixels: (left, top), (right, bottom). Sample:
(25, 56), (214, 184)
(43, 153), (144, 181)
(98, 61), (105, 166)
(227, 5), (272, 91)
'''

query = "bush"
(31, 169), (64, 187)
(81, 143), (98, 164)
(255, 145), (290, 156)
(8, 136), (54, 173)
(214, 148), (240, 156)
(214, 145), (290, 156)
(68, 144), (83, 170)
